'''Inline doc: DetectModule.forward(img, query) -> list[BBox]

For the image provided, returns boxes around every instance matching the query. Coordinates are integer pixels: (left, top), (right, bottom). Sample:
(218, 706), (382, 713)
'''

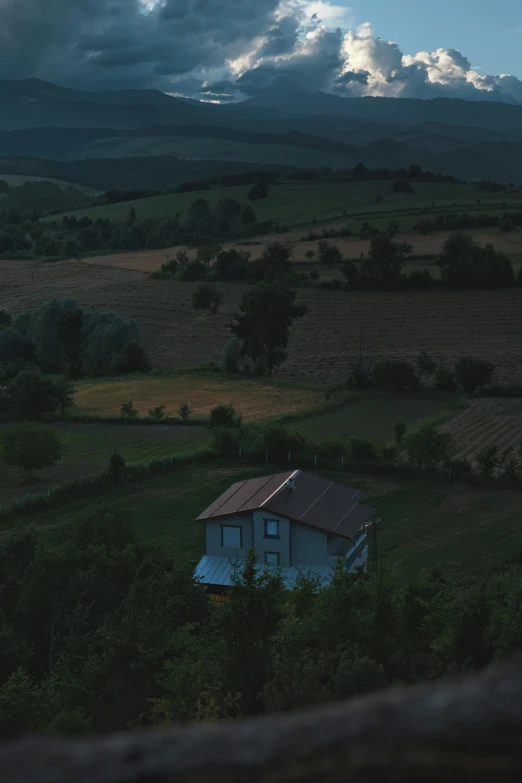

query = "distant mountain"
(2, 79), (522, 184)
(242, 89), (522, 131)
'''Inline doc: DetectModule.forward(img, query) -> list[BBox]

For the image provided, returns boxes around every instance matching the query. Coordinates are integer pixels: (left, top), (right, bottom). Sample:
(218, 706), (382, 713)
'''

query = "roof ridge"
(261, 469), (299, 508)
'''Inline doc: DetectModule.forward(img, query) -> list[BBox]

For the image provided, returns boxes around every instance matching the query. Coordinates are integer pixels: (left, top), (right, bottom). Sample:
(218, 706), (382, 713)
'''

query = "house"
(194, 469), (374, 591)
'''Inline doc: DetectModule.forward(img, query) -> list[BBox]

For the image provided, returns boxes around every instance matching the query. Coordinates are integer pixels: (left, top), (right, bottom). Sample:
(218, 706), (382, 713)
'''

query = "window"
(264, 519), (280, 539)
(327, 535), (349, 558)
(264, 552), (280, 566)
(221, 525), (242, 548)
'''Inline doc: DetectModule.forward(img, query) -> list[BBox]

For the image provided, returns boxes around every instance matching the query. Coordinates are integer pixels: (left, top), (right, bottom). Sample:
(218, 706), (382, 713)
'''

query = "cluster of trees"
(345, 344), (495, 396)
(308, 232), (518, 292)
(0, 369), (75, 421)
(0, 299), (150, 379)
(1, 516), (521, 740)
(0, 181), (91, 219)
(413, 210), (522, 236)
(153, 241), (295, 285)
(50, 198), (276, 257)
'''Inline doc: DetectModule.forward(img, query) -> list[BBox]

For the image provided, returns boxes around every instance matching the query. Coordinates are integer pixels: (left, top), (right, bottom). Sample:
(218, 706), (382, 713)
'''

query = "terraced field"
(443, 399), (522, 461)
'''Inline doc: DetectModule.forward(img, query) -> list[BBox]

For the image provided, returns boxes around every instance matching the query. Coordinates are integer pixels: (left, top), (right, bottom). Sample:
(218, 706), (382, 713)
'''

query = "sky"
(0, 0), (521, 103)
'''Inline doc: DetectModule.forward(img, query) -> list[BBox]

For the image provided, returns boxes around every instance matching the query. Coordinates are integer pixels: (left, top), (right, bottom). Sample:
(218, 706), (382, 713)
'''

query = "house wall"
(252, 510), (291, 567)
(292, 524), (330, 567)
(205, 514), (253, 559)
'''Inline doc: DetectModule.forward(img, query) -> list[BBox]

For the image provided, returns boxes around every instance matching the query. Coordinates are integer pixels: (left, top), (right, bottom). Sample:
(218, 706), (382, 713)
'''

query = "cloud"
(0, 0), (521, 104)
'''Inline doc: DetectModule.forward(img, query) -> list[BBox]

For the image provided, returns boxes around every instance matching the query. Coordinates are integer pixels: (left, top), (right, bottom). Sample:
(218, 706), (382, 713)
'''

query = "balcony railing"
(345, 534), (368, 570)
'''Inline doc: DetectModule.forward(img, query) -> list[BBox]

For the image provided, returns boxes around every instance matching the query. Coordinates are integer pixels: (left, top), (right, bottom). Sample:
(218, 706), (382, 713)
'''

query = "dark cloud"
(0, 1), (521, 104)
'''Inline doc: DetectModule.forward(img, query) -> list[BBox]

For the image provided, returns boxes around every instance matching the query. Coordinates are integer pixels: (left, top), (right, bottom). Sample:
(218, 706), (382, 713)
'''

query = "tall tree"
(229, 284), (306, 376)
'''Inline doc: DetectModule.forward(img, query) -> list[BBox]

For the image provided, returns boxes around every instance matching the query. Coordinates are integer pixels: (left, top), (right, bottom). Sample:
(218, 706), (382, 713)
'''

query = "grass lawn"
(0, 422), (208, 505)
(4, 462), (521, 582)
(74, 374), (324, 421)
(45, 180), (522, 228)
(293, 393), (461, 446)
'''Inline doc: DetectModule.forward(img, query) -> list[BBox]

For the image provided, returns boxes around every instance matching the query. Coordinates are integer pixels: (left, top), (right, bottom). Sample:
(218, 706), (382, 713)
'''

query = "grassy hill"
(46, 179), (522, 228)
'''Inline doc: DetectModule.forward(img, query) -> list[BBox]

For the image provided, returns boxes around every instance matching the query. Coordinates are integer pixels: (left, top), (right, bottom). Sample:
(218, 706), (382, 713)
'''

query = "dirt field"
(443, 399), (522, 461)
(80, 228), (522, 273)
(2, 259), (522, 387)
(75, 375), (323, 420)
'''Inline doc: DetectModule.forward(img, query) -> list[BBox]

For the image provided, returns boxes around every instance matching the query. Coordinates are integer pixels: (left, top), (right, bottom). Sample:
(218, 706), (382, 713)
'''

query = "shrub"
(209, 403), (241, 429)
(392, 180), (414, 193)
(394, 419), (407, 444)
(0, 311), (12, 330)
(6, 369), (75, 419)
(475, 445), (499, 478)
(382, 445), (396, 463)
(317, 438), (348, 458)
(448, 458), (472, 474)
(178, 403), (192, 422)
(148, 404), (165, 420)
(499, 446), (520, 484)
(454, 356), (495, 394)
(111, 341), (150, 375)
(222, 337), (242, 373)
(416, 350), (436, 383)
(192, 283), (222, 314)
(401, 422), (455, 469)
(255, 424), (307, 457)
(212, 426), (243, 457)
(108, 451), (126, 482)
(120, 401), (138, 419)
(434, 365), (458, 393)
(0, 423), (63, 479)
(350, 437), (377, 462)
(373, 360), (419, 392)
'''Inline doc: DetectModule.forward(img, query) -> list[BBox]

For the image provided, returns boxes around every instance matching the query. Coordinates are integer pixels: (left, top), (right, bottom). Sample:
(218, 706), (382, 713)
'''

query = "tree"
(372, 360), (419, 392)
(438, 233), (514, 290)
(476, 445), (499, 479)
(110, 342), (150, 376)
(416, 350), (436, 384)
(6, 369), (75, 419)
(401, 422), (455, 469)
(209, 404), (241, 429)
(305, 250), (315, 262)
(56, 309), (84, 379)
(394, 419), (407, 444)
(317, 241), (343, 267)
(0, 311), (11, 330)
(192, 283), (222, 314)
(229, 284), (306, 376)
(454, 357), (495, 394)
(342, 259), (359, 289)
(250, 242), (293, 283)
(0, 424), (63, 480)
(248, 181), (270, 201)
(392, 180), (414, 193)
(434, 365), (458, 393)
(178, 403), (192, 422)
(214, 249), (251, 281)
(361, 234), (412, 290)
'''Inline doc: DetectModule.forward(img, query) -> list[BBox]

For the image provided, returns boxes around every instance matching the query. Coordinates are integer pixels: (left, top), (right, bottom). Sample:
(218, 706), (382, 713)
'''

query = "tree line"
(0, 516), (521, 740)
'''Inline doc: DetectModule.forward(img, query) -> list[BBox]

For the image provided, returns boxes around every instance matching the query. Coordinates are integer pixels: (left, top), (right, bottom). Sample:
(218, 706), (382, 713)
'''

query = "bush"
(373, 360), (419, 392)
(148, 404), (165, 420)
(454, 356), (495, 394)
(0, 311), (12, 330)
(192, 283), (222, 314)
(435, 365), (458, 393)
(108, 451), (126, 482)
(178, 403), (192, 422)
(382, 445), (396, 463)
(6, 369), (75, 419)
(401, 422), (455, 469)
(392, 180), (414, 193)
(212, 426), (243, 457)
(350, 437), (377, 462)
(317, 438), (348, 458)
(255, 424), (307, 457)
(394, 419), (407, 443)
(475, 445), (499, 478)
(0, 423), (63, 479)
(448, 458), (472, 474)
(209, 403), (241, 429)
(111, 341), (150, 375)
(499, 446), (520, 484)
(120, 401), (138, 419)
(222, 337), (242, 373)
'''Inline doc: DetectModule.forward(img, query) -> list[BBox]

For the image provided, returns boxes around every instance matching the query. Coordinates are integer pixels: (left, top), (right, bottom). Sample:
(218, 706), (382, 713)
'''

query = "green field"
(4, 463), (521, 582)
(293, 393), (461, 446)
(45, 180), (522, 228)
(0, 422), (208, 505)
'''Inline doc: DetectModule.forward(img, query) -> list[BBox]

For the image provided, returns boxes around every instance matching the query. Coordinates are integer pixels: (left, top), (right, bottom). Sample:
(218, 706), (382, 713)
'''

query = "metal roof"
(196, 470), (374, 540)
(194, 555), (365, 590)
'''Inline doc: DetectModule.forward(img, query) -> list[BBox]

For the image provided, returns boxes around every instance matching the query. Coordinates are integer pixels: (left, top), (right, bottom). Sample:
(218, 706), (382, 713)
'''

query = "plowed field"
(443, 399), (522, 461)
